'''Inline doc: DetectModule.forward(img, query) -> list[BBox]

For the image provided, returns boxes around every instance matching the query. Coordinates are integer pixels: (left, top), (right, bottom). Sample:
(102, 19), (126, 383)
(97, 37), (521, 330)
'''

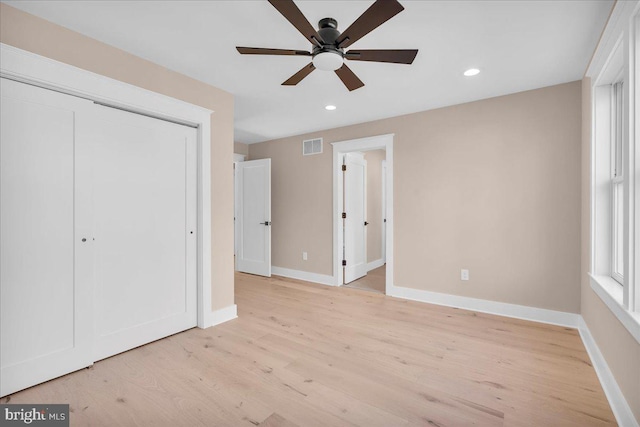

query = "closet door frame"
(0, 43), (218, 328)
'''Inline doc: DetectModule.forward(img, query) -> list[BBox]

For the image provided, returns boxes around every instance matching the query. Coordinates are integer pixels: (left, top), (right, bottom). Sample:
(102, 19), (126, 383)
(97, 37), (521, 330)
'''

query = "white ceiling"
(6, 0), (613, 144)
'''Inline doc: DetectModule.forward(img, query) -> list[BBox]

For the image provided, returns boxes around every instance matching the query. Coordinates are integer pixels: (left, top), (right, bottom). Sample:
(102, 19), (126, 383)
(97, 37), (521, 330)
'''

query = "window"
(587, 2), (640, 344)
(592, 54), (624, 286)
(611, 81), (624, 284)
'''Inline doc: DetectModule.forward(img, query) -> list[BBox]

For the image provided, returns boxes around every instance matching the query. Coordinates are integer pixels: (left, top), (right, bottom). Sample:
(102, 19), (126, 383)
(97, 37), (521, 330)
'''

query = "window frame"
(611, 79), (625, 285)
(587, 1), (640, 344)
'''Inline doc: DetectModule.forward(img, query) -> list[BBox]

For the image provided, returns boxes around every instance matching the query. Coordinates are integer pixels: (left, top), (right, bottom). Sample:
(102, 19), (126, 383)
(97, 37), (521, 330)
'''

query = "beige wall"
(234, 142), (249, 156)
(0, 4), (235, 311)
(364, 149), (386, 263)
(250, 81), (582, 313)
(581, 77), (640, 420)
(250, 137), (333, 273)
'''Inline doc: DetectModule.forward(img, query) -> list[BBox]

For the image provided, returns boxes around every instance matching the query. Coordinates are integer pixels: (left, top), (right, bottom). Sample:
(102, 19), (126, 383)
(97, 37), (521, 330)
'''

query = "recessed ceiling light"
(464, 68), (480, 77)
(325, 105), (337, 111)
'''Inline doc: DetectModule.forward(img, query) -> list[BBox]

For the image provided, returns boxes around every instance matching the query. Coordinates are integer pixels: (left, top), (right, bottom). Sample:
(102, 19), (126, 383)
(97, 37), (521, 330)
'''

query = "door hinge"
(342, 164), (346, 172)
(342, 260), (347, 266)
(342, 212), (346, 219)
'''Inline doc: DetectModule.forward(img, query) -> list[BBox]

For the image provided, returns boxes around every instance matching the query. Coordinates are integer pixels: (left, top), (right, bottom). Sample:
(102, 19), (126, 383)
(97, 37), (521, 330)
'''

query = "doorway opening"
(332, 134), (394, 294)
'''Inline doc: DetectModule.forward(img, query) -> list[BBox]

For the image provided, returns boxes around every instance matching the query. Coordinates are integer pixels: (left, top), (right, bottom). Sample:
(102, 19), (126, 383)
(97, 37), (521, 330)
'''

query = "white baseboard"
(367, 259), (385, 272)
(387, 285), (581, 328)
(272, 266), (337, 286)
(204, 304), (237, 328)
(578, 318), (639, 427)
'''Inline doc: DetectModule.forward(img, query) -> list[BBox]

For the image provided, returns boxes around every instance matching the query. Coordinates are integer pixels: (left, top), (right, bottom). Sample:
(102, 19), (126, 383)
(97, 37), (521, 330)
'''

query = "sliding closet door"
(0, 78), (94, 397)
(87, 106), (198, 361)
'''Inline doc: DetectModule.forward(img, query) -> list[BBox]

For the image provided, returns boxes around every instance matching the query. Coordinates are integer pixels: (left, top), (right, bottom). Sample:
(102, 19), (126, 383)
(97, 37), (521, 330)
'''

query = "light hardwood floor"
(3, 272), (615, 426)
(344, 264), (386, 294)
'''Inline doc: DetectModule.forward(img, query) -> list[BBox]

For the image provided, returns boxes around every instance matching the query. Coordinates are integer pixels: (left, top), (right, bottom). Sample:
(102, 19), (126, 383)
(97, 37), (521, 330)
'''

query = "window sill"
(589, 274), (640, 344)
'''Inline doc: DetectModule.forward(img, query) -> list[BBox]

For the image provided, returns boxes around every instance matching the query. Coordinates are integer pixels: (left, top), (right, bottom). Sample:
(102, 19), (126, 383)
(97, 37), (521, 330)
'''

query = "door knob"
(260, 221), (271, 226)
(364, 221), (369, 226)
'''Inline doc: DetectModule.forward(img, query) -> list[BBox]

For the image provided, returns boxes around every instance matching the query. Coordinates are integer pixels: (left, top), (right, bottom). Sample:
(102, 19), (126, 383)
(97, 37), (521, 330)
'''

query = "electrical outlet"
(461, 269), (469, 281)
(303, 252), (308, 261)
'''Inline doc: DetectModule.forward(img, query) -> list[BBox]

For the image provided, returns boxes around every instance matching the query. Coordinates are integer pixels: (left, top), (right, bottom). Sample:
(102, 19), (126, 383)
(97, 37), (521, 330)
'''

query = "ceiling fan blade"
(236, 47), (311, 56)
(282, 63), (316, 86)
(268, 0), (325, 46)
(345, 49), (418, 64)
(335, 64), (365, 91)
(336, 0), (405, 49)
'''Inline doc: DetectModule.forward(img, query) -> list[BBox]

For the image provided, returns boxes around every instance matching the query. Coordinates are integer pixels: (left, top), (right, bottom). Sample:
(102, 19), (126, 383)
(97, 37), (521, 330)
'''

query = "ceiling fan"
(236, 0), (418, 91)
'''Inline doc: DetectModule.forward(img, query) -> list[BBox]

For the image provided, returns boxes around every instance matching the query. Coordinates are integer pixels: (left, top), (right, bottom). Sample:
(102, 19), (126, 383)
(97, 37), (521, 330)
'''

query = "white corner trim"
(1, 43), (215, 330)
(387, 285), (581, 328)
(205, 305), (238, 328)
(578, 317), (640, 427)
(590, 274), (640, 344)
(272, 266), (337, 287)
(367, 259), (385, 272)
(586, 0), (640, 80)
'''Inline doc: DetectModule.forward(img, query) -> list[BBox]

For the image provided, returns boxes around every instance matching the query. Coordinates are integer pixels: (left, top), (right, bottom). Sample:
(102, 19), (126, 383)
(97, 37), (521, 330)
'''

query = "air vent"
(303, 138), (323, 156)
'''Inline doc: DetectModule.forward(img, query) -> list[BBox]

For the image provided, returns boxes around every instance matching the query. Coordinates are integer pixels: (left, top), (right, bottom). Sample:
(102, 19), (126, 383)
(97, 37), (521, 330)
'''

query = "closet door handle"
(260, 221), (271, 226)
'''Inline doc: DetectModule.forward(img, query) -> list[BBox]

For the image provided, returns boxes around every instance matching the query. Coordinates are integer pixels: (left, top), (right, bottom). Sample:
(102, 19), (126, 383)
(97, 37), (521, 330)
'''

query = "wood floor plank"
(1, 271), (616, 426)
(259, 413), (299, 427)
(343, 264), (386, 293)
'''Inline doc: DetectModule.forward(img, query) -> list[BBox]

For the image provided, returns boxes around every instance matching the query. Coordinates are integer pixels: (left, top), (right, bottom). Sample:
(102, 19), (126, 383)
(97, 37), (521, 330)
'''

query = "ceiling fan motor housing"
(312, 18), (345, 71)
(318, 18), (340, 45)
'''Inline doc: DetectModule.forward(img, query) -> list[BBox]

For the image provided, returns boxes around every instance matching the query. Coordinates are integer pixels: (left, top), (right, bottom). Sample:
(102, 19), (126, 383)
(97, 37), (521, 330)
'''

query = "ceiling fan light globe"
(313, 51), (343, 71)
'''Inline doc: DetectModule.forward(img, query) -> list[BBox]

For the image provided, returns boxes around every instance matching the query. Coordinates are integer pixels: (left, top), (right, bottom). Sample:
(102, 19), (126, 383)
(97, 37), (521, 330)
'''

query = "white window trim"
(587, 0), (640, 344)
(590, 275), (640, 342)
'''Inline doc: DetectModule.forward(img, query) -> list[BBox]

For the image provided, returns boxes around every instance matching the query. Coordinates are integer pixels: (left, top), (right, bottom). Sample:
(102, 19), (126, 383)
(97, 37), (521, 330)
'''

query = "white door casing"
(0, 78), (94, 397)
(0, 43), (216, 330)
(1, 77), (199, 396)
(236, 159), (272, 277)
(332, 134), (394, 292)
(344, 153), (368, 284)
(0, 43), (225, 397)
(87, 105), (198, 361)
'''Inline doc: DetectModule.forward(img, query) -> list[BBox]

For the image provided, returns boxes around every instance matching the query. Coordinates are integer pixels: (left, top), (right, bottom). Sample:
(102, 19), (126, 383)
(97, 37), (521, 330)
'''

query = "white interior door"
(381, 159), (387, 264)
(234, 163), (238, 258)
(87, 106), (198, 361)
(233, 154), (245, 259)
(344, 153), (367, 284)
(0, 78), (94, 396)
(237, 159), (271, 277)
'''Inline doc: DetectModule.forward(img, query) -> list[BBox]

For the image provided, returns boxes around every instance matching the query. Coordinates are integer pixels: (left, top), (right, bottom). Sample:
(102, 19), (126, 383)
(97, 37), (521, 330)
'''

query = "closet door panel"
(0, 78), (93, 397)
(89, 106), (197, 361)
